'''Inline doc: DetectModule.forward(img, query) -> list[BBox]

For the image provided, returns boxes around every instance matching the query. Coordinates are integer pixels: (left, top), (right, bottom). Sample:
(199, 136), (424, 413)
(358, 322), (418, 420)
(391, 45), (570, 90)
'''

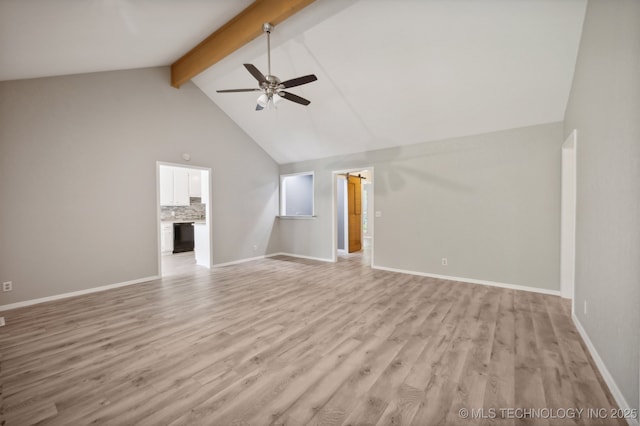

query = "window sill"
(277, 215), (317, 220)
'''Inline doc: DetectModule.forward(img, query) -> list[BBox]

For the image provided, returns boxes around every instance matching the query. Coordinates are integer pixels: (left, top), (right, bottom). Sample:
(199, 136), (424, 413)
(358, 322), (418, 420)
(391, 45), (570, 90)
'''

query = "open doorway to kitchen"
(157, 162), (212, 277)
(333, 168), (373, 265)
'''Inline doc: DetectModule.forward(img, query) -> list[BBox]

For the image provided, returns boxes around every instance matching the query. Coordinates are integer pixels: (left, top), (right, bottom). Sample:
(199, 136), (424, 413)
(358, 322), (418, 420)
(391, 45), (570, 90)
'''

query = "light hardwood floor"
(162, 251), (204, 277)
(0, 252), (624, 425)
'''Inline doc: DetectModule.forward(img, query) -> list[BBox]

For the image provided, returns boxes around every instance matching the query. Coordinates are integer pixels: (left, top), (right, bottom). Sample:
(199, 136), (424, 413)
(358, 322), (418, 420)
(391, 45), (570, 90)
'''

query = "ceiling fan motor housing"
(262, 75), (282, 96)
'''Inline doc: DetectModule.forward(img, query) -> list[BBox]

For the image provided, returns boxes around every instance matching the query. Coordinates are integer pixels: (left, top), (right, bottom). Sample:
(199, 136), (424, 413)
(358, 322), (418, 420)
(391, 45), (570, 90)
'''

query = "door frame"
(560, 130), (577, 304)
(336, 175), (349, 255)
(331, 167), (374, 265)
(156, 161), (213, 277)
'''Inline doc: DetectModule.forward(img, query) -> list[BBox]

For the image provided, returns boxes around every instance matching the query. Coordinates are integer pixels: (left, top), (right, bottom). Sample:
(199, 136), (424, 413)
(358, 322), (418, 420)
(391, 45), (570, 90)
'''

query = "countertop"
(161, 219), (206, 224)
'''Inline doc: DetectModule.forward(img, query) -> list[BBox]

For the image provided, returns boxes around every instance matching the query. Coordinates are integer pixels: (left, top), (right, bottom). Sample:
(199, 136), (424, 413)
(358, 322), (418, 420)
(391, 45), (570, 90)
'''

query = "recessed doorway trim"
(560, 130), (577, 305)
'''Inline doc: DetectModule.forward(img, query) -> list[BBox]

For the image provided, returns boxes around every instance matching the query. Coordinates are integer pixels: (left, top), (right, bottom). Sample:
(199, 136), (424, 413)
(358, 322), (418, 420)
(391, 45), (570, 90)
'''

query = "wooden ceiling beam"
(170, 0), (317, 88)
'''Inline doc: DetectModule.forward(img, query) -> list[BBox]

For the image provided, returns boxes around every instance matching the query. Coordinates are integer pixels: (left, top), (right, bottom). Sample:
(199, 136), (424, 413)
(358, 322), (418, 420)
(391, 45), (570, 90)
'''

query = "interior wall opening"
(157, 162), (212, 277)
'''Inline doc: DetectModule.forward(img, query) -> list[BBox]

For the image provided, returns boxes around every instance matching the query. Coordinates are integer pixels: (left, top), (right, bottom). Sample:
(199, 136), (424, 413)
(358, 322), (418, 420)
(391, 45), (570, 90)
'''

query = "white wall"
(279, 122), (563, 292)
(563, 0), (639, 413)
(0, 67), (280, 306)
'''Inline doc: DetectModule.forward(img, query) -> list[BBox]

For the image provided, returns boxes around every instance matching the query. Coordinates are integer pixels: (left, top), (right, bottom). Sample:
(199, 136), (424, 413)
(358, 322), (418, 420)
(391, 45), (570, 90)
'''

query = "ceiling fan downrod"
(264, 23), (273, 77)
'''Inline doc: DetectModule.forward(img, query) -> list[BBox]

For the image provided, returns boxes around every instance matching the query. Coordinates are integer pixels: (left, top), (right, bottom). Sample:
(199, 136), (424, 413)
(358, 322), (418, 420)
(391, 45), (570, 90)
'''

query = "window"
(280, 172), (314, 217)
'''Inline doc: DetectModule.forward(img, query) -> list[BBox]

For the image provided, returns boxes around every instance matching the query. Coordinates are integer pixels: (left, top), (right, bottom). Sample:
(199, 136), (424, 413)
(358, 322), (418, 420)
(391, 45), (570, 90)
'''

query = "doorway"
(560, 130), (577, 302)
(156, 162), (212, 277)
(334, 168), (373, 263)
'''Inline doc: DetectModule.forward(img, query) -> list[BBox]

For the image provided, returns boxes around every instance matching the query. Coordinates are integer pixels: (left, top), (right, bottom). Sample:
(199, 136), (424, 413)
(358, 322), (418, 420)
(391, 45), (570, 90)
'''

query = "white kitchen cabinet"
(173, 168), (190, 206)
(159, 166), (174, 206)
(161, 223), (173, 253)
(159, 165), (190, 206)
(189, 170), (202, 197)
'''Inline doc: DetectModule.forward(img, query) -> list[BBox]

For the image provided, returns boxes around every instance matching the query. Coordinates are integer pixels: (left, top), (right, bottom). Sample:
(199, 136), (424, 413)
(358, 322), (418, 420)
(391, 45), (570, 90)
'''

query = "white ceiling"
(0, 0), (253, 81)
(1, 0), (587, 165)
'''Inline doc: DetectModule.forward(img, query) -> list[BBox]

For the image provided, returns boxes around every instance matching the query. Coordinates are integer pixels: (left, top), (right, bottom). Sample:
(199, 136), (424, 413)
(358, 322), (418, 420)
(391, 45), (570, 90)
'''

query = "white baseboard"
(371, 264), (561, 296)
(271, 252), (335, 263)
(213, 254), (275, 267)
(213, 252), (335, 268)
(0, 275), (160, 312)
(572, 313), (639, 426)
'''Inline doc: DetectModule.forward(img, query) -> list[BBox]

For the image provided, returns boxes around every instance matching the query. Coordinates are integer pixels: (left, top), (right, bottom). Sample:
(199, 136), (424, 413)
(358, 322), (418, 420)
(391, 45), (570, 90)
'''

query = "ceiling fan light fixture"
(272, 93), (283, 105)
(257, 93), (269, 107)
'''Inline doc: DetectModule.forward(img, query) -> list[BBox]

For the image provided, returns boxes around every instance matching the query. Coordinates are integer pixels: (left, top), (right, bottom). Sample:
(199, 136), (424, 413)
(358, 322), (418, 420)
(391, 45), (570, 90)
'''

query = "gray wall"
(0, 67), (280, 306)
(564, 0), (639, 411)
(279, 122), (563, 292)
(282, 174), (313, 216)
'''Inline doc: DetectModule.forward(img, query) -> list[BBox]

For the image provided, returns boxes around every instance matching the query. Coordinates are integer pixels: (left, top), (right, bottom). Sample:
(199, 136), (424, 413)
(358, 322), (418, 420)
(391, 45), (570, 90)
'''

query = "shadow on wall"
(324, 145), (476, 195)
(266, 217), (281, 255)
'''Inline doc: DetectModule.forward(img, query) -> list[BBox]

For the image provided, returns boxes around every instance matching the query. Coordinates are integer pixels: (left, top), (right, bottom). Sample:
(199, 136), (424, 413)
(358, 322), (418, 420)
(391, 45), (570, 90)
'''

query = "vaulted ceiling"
(1, 0), (587, 165)
(0, 0), (253, 81)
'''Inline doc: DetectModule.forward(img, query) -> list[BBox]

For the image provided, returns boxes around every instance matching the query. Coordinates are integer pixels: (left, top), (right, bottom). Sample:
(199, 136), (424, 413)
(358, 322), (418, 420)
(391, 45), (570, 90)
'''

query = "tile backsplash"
(160, 197), (205, 221)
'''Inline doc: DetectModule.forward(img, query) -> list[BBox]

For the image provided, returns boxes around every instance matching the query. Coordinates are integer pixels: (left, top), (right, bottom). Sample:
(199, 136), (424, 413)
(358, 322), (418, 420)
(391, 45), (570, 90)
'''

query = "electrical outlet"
(584, 300), (588, 315)
(442, 258), (448, 266)
(2, 281), (12, 292)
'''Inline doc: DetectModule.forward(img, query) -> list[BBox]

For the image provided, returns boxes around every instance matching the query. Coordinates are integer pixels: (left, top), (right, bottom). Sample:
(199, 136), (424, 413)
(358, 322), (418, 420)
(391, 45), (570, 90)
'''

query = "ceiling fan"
(216, 23), (318, 111)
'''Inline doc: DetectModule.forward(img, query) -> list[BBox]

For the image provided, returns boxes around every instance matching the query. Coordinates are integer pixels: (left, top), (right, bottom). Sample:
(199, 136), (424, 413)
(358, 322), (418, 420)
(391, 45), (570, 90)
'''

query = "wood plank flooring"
(0, 252), (624, 425)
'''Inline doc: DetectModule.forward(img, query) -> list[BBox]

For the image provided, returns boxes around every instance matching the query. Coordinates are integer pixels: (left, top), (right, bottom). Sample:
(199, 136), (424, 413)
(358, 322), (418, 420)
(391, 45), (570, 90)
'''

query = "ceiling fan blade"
(279, 91), (311, 106)
(244, 64), (267, 84)
(280, 74), (317, 89)
(216, 88), (261, 93)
